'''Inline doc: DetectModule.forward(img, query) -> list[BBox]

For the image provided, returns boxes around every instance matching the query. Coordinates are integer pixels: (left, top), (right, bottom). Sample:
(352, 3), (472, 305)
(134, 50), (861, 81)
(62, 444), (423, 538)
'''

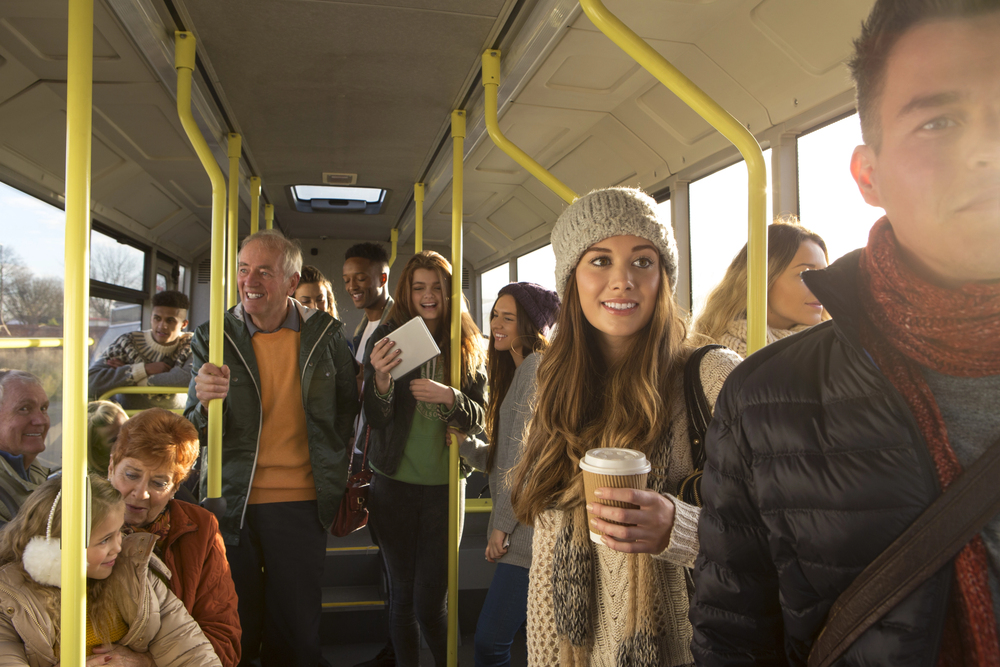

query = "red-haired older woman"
(108, 408), (240, 667)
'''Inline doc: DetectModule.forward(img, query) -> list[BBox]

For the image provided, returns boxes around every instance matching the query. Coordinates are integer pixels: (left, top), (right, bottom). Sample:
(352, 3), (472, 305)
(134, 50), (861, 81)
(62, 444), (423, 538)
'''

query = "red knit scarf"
(859, 217), (1000, 666)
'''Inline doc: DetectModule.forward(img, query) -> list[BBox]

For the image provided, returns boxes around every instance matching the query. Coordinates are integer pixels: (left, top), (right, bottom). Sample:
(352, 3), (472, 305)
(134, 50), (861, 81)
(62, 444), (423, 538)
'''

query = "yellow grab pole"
(227, 134), (241, 309)
(414, 182), (425, 253)
(447, 109), (465, 667)
(388, 228), (399, 269)
(482, 50), (577, 204)
(176, 32), (225, 508)
(579, 0), (767, 353)
(0, 337), (92, 349)
(62, 0), (94, 661)
(264, 203), (274, 230)
(250, 176), (261, 234)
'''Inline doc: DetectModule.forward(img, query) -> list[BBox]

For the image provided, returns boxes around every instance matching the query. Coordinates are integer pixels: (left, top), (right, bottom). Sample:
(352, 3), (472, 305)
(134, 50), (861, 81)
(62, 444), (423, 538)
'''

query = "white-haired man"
(185, 229), (358, 667)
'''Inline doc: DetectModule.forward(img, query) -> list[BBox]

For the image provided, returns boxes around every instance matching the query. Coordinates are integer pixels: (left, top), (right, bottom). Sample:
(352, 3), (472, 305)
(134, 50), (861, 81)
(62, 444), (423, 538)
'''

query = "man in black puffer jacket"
(690, 0), (1000, 665)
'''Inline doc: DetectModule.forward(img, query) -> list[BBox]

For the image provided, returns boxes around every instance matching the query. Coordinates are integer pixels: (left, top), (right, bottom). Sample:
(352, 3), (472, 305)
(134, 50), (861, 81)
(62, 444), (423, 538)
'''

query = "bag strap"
(348, 390), (372, 477)
(684, 345), (723, 469)
(809, 432), (1000, 667)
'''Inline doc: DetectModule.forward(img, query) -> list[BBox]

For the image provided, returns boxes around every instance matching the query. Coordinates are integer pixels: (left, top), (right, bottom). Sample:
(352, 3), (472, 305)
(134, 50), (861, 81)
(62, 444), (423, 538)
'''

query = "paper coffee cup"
(580, 448), (651, 544)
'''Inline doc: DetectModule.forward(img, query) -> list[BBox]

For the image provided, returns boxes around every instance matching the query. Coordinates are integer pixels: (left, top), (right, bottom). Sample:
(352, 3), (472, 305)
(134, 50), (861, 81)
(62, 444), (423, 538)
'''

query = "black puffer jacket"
(690, 250), (950, 667)
(362, 320), (486, 475)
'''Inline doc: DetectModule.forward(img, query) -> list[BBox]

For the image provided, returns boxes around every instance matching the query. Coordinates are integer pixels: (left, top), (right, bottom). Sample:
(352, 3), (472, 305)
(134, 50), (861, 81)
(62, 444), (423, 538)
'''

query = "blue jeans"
(474, 562), (529, 667)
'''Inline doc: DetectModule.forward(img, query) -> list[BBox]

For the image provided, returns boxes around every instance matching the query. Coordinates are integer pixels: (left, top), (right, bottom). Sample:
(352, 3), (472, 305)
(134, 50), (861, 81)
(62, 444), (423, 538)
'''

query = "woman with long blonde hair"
(0, 474), (221, 666)
(693, 217), (829, 357)
(363, 250), (487, 667)
(510, 188), (740, 667)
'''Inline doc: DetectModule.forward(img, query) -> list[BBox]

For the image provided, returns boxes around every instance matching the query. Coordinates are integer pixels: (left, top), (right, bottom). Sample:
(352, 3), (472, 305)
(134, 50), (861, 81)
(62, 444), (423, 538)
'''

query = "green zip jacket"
(184, 301), (358, 546)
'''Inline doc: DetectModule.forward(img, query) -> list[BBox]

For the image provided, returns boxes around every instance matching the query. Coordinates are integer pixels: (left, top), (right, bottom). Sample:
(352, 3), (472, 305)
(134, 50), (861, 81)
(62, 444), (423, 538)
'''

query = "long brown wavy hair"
(0, 474), (126, 657)
(693, 216), (830, 344)
(386, 251), (485, 382)
(483, 294), (549, 472)
(510, 261), (690, 524)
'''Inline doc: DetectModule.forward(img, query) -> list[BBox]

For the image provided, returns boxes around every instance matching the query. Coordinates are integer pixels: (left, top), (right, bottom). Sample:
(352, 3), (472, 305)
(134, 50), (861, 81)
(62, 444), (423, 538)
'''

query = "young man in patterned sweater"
(89, 290), (193, 411)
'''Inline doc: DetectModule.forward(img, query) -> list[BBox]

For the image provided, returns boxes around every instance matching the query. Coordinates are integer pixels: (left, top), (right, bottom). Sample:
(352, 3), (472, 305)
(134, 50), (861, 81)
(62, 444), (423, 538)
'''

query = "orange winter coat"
(161, 499), (241, 667)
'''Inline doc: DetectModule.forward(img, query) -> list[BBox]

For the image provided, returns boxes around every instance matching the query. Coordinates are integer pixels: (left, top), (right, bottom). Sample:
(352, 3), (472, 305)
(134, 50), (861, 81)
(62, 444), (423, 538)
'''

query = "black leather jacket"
(691, 250), (950, 667)
(362, 319), (486, 476)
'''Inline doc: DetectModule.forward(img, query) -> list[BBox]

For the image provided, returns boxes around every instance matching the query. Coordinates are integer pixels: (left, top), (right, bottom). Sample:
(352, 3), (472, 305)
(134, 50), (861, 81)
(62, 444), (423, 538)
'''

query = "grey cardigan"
(461, 351), (540, 570)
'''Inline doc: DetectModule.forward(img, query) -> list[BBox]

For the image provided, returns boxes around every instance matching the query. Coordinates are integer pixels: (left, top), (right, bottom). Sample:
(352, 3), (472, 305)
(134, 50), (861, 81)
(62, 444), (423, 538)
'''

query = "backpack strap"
(684, 344), (723, 469)
(677, 344), (724, 507)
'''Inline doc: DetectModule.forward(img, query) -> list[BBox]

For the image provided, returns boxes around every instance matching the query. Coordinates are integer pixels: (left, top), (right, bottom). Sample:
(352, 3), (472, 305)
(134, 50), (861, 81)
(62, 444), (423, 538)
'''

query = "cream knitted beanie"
(550, 187), (678, 298)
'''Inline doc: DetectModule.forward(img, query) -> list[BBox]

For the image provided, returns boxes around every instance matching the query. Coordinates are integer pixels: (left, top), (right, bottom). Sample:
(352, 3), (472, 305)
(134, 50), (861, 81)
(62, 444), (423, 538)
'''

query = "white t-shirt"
(354, 317), (382, 454)
(355, 318), (381, 365)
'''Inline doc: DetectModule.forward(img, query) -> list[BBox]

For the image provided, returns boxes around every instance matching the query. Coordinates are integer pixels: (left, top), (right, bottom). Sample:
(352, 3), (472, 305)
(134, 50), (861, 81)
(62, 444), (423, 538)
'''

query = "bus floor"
(322, 632), (529, 666)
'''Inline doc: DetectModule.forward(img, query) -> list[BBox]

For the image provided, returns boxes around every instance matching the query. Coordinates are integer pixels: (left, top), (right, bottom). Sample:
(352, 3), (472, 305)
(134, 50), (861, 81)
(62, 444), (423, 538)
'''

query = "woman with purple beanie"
(461, 281), (560, 667)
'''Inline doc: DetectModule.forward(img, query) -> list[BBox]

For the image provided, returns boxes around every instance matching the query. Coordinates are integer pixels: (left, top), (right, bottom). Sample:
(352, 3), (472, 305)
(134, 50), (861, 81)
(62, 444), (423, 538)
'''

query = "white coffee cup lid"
(579, 448), (651, 475)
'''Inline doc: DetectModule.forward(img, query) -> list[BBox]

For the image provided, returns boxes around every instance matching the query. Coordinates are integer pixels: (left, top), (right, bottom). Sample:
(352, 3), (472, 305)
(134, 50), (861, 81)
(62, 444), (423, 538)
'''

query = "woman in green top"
(363, 250), (486, 667)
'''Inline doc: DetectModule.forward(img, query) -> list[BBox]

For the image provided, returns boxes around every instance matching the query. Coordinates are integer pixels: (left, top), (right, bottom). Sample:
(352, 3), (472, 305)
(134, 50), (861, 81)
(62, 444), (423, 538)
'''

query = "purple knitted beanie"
(498, 282), (561, 336)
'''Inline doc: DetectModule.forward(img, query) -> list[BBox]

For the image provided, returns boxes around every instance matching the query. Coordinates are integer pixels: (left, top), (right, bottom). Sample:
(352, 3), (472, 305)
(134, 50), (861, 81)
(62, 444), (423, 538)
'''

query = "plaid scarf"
(859, 217), (1000, 666)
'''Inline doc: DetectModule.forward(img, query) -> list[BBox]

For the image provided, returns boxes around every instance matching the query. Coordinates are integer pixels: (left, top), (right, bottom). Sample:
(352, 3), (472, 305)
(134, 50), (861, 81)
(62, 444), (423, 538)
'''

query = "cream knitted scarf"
(552, 503), (660, 666)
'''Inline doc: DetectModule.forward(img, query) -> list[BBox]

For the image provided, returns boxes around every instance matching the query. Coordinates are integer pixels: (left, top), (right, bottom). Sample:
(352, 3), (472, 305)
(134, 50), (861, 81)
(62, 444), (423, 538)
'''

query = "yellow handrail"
(579, 0), (768, 354)
(97, 385), (189, 402)
(447, 108), (465, 667)
(227, 133), (241, 309)
(465, 498), (492, 513)
(175, 31), (225, 507)
(389, 228), (399, 269)
(264, 203), (274, 230)
(62, 0), (94, 660)
(414, 183), (425, 253)
(0, 337), (93, 349)
(481, 50), (578, 205)
(249, 176), (261, 235)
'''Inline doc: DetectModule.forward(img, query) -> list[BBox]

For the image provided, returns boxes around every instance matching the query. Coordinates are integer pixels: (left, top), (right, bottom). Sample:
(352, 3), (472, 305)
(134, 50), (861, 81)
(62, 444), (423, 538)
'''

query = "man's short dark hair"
(152, 290), (190, 311)
(345, 242), (389, 268)
(850, 0), (1000, 151)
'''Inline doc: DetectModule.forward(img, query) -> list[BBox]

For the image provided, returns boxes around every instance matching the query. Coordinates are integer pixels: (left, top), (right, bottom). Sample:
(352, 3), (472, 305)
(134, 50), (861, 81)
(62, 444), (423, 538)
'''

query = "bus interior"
(0, 0), (885, 662)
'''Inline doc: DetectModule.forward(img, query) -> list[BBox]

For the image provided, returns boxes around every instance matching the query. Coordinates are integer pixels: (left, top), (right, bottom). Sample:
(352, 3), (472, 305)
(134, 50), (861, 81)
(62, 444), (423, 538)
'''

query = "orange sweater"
(248, 328), (316, 504)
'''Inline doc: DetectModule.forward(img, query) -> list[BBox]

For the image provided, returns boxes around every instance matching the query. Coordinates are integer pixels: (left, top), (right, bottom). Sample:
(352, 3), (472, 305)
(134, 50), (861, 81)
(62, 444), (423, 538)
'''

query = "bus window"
(90, 230), (145, 292)
(689, 150), (773, 316)
(480, 263), (509, 330)
(0, 180), (66, 469)
(798, 114), (884, 262)
(515, 245), (557, 294)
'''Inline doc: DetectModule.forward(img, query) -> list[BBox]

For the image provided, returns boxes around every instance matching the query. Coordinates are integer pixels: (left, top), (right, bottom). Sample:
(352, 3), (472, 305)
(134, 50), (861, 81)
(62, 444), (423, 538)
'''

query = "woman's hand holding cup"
(587, 488), (676, 554)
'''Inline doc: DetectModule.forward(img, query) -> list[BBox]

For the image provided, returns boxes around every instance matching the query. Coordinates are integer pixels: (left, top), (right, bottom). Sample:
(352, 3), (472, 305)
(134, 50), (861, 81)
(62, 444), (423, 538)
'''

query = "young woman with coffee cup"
(458, 282), (559, 667)
(364, 250), (487, 667)
(510, 188), (740, 666)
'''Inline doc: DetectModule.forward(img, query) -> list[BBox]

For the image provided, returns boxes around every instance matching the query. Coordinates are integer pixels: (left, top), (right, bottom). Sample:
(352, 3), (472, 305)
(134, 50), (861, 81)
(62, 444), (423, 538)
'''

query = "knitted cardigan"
(526, 347), (740, 667)
(460, 351), (541, 570)
(717, 319), (807, 359)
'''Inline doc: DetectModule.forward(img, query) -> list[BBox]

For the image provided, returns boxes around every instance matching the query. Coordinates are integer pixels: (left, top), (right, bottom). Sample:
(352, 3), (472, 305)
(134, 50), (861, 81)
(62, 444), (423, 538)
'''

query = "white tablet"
(379, 316), (442, 380)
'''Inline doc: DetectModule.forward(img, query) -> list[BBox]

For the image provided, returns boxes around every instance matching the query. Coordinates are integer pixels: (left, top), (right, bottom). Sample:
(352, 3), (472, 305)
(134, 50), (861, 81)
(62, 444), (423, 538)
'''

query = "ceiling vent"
(289, 185), (387, 215)
(323, 172), (358, 186)
(197, 259), (211, 284)
(462, 268), (470, 290)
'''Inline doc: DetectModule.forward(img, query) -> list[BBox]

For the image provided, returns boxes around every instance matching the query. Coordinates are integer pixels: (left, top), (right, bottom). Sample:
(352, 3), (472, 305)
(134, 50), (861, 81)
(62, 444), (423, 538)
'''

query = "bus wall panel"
(0, 43), (37, 109)
(0, 0), (157, 84)
(514, 29), (653, 112)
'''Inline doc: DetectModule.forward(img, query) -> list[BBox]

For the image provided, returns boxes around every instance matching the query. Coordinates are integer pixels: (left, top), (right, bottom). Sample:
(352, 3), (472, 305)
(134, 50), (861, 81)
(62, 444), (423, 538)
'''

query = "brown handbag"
(330, 423), (372, 537)
(808, 432), (1000, 667)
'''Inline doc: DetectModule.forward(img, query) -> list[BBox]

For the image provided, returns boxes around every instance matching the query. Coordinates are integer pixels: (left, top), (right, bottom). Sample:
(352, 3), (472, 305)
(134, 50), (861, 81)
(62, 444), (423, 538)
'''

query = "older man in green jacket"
(185, 229), (357, 667)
